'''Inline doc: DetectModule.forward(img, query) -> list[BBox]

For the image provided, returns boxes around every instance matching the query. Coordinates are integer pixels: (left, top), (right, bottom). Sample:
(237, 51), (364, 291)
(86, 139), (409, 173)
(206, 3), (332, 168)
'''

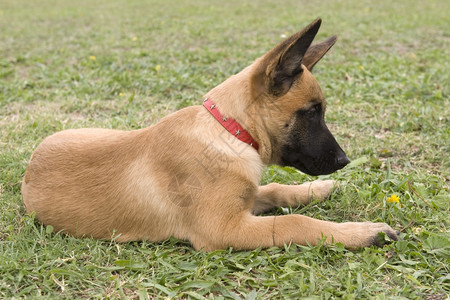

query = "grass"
(0, 0), (449, 298)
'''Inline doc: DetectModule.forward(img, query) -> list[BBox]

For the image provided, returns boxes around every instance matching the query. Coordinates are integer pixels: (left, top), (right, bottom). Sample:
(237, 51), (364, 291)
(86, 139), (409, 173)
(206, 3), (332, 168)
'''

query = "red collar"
(203, 98), (259, 151)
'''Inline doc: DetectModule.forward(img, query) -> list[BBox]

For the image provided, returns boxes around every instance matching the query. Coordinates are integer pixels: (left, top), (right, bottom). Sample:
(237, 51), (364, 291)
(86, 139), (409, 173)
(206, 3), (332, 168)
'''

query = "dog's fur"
(22, 19), (398, 251)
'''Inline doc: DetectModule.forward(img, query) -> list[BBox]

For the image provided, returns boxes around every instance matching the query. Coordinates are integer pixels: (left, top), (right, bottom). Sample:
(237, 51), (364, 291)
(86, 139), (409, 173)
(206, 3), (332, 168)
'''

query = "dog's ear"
(302, 36), (337, 71)
(258, 18), (322, 96)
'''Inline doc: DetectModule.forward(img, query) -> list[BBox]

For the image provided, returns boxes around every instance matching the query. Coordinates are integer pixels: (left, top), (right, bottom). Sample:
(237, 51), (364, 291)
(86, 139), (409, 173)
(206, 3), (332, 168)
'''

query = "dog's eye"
(307, 104), (321, 116)
(296, 104), (321, 119)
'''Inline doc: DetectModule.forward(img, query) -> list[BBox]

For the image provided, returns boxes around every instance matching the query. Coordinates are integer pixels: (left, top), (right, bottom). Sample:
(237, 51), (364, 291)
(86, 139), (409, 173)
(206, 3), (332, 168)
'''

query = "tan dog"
(22, 19), (398, 251)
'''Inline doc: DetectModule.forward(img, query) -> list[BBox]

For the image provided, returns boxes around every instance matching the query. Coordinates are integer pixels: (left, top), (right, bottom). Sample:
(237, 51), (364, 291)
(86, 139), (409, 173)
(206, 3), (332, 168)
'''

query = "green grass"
(1, 0), (449, 298)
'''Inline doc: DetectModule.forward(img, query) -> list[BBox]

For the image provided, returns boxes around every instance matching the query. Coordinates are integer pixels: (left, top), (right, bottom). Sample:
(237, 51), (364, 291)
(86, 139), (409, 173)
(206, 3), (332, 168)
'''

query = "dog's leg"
(252, 180), (336, 214)
(190, 213), (397, 251)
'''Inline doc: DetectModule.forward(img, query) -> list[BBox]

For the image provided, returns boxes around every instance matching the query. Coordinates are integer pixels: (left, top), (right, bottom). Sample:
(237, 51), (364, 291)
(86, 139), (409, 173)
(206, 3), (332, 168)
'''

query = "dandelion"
(387, 194), (401, 207)
(89, 56), (96, 61)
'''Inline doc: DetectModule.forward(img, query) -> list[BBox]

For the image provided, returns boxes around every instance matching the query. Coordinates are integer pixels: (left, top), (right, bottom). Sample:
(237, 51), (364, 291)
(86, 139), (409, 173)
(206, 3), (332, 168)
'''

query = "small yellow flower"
(89, 56), (96, 61)
(155, 65), (161, 72)
(387, 194), (401, 207)
(359, 65), (364, 70)
(119, 92), (124, 96)
(412, 227), (422, 234)
(132, 36), (137, 42)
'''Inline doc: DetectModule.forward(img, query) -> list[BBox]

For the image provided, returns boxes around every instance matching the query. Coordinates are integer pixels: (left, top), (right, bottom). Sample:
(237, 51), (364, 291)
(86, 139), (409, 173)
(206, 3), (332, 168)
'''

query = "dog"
(22, 18), (398, 251)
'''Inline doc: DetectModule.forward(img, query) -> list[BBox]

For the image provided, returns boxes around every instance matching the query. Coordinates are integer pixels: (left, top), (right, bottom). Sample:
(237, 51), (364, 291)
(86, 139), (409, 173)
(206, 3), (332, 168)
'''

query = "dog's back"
(22, 115), (195, 241)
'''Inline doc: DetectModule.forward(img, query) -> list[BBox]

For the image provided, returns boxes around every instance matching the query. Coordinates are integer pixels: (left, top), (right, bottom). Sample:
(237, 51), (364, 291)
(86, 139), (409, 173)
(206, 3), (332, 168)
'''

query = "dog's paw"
(307, 179), (337, 201)
(338, 221), (399, 249)
(365, 222), (399, 247)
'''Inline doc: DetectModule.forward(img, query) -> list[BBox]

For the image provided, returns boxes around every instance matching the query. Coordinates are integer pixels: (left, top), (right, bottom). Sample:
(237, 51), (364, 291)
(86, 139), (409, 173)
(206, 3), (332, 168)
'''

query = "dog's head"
(249, 18), (349, 176)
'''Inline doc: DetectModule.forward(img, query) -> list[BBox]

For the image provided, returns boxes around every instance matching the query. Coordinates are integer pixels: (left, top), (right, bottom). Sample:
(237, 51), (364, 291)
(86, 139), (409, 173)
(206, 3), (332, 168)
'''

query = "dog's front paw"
(306, 179), (337, 201)
(338, 221), (399, 249)
(364, 222), (399, 247)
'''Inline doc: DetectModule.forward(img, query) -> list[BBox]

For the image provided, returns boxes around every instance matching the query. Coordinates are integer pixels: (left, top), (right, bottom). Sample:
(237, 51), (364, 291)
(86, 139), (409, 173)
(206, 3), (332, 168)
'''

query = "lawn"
(0, 0), (449, 298)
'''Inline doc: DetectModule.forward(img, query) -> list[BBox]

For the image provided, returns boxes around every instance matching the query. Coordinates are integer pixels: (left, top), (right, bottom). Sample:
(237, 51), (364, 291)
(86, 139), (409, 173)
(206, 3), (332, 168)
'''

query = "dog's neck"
(205, 67), (253, 125)
(202, 98), (259, 151)
(204, 64), (273, 164)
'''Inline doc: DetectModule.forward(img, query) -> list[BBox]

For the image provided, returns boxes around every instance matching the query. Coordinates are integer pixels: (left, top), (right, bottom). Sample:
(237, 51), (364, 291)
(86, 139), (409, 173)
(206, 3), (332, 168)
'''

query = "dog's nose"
(337, 153), (350, 167)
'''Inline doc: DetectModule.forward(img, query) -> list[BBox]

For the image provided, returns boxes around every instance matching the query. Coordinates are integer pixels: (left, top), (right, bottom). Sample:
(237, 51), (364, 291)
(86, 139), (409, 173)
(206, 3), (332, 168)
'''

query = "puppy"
(22, 18), (398, 251)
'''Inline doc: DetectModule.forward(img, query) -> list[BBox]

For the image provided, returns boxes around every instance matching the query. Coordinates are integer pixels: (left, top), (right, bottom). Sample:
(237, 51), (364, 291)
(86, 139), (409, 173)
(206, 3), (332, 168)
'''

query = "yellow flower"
(155, 65), (161, 72)
(132, 36), (137, 42)
(412, 227), (422, 234)
(119, 92), (124, 96)
(89, 56), (96, 61)
(387, 194), (401, 207)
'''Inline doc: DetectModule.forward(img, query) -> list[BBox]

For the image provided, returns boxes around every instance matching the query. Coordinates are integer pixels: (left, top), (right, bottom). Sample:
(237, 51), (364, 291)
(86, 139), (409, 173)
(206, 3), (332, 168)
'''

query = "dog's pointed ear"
(302, 35), (337, 71)
(259, 18), (322, 96)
